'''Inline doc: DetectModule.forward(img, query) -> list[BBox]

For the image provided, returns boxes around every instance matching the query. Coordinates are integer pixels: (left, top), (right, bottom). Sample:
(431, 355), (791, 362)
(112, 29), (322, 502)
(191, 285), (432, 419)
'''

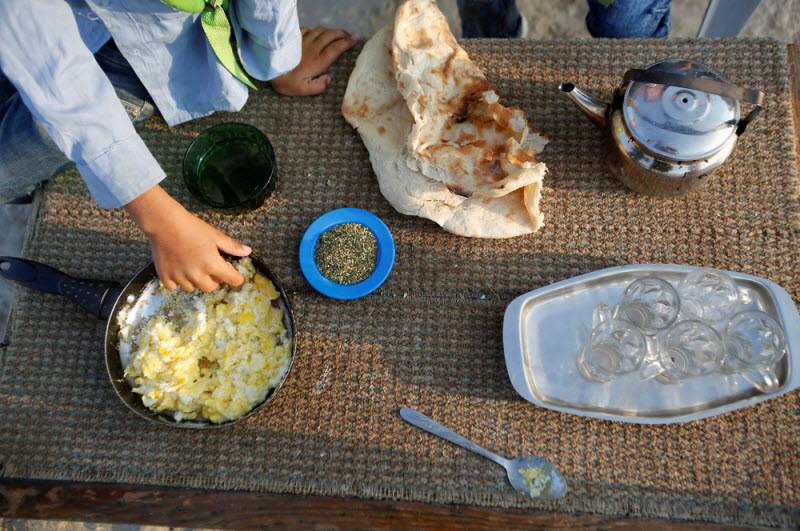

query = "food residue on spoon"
(520, 463), (552, 497)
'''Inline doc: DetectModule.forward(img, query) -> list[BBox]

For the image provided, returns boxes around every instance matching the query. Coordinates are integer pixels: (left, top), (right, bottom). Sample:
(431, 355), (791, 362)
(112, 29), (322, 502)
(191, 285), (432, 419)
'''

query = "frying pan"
(0, 254), (296, 428)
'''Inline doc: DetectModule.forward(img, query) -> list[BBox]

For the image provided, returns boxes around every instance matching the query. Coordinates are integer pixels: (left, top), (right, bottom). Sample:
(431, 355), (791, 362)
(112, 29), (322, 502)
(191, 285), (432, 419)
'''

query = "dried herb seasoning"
(314, 222), (378, 285)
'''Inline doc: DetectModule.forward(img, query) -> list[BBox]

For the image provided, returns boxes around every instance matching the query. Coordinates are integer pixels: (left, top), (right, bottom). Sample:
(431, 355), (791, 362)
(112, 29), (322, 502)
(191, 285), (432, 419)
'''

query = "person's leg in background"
(93, 40), (156, 128)
(457, 0), (524, 38)
(0, 40), (156, 204)
(586, 0), (671, 38)
(0, 74), (73, 204)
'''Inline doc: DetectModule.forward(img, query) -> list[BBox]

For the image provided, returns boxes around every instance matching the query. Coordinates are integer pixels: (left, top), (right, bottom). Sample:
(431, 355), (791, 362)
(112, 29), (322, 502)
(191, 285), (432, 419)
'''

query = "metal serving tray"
(503, 264), (800, 424)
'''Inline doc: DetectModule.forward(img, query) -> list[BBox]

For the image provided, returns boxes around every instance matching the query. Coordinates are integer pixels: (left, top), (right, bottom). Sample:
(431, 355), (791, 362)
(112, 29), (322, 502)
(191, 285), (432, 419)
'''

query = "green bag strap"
(161, 0), (257, 90)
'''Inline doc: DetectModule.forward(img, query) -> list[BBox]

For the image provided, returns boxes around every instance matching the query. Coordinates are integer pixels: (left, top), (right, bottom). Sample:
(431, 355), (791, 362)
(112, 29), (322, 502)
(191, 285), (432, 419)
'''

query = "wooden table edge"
(2, 42), (798, 531)
(0, 478), (760, 530)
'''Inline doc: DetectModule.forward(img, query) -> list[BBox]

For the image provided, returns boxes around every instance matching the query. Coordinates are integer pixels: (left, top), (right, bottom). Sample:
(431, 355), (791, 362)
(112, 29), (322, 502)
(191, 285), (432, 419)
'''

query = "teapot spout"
(559, 83), (610, 128)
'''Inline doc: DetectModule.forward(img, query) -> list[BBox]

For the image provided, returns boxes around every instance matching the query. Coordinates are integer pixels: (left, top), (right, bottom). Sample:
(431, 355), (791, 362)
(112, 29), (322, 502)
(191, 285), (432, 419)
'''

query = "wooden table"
(2, 43), (798, 530)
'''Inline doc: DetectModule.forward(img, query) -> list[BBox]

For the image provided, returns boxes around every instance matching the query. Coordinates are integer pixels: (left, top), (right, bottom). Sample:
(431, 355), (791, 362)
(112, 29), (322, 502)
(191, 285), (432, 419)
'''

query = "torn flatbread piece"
(342, 1), (547, 238)
(393, 0), (546, 199)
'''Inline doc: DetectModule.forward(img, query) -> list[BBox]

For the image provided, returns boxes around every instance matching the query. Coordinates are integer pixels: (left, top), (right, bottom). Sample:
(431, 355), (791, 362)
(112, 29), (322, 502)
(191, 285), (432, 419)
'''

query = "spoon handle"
(399, 408), (507, 468)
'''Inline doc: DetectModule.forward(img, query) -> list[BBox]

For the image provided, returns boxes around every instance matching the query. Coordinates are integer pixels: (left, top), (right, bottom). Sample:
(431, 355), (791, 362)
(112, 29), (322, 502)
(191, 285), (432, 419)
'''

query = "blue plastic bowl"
(299, 208), (395, 300)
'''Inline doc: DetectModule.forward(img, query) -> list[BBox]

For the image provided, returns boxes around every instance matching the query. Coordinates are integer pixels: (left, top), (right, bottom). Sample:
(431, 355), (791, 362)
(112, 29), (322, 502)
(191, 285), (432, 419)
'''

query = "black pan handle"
(0, 256), (122, 320)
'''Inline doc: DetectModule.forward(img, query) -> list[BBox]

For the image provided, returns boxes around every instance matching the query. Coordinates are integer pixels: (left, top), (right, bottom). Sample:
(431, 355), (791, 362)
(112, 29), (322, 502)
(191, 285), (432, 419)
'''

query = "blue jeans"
(458, 0), (522, 38)
(0, 41), (156, 204)
(586, 0), (671, 38)
(457, 0), (670, 39)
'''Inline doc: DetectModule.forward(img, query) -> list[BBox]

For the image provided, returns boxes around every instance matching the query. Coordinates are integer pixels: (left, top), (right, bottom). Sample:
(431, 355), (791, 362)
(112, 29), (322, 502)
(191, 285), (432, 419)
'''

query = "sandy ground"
(0, 0), (798, 528)
(299, 0), (799, 41)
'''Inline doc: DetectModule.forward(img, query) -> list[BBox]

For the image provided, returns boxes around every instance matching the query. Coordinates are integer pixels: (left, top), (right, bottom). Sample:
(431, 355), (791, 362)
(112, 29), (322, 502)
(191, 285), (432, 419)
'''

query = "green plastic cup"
(183, 123), (277, 211)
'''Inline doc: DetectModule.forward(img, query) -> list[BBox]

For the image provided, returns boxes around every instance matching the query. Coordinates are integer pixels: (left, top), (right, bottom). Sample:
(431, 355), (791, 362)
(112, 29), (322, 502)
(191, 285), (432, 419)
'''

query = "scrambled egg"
(520, 464), (551, 497)
(123, 257), (292, 424)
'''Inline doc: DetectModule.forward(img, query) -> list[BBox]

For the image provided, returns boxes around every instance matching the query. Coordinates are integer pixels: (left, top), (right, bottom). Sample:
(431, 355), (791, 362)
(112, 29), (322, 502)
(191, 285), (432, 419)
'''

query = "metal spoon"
(399, 407), (567, 500)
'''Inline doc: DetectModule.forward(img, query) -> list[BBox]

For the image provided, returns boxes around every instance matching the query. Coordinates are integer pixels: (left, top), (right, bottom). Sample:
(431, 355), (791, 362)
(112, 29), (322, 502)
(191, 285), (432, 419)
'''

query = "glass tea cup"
(620, 276), (681, 335)
(678, 269), (741, 324)
(721, 310), (787, 393)
(640, 320), (726, 384)
(577, 304), (647, 383)
(183, 122), (277, 212)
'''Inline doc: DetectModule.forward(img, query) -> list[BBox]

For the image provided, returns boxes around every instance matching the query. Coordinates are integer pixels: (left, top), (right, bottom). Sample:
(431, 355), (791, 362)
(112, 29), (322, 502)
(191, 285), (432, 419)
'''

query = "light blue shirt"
(0, 0), (301, 208)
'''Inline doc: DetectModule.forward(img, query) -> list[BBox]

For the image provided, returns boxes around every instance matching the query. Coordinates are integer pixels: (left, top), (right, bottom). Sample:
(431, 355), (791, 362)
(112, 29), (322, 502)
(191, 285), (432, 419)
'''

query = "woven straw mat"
(1, 39), (798, 527)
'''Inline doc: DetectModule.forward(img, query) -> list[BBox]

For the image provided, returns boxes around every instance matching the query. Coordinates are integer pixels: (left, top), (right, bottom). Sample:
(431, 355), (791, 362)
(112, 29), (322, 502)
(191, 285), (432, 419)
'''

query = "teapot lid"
(623, 58), (740, 161)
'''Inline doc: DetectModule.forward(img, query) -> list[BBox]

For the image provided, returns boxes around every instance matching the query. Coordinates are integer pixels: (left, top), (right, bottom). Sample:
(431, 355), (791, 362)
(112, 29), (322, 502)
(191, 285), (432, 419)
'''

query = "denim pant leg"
(586, 0), (671, 38)
(0, 76), (74, 204)
(457, 0), (522, 38)
(94, 41), (156, 128)
(0, 40), (156, 204)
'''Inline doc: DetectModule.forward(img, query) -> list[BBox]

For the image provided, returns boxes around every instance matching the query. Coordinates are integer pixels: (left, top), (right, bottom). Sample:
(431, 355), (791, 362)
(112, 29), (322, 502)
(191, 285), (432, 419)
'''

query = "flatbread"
(342, 2), (547, 238)
(393, 0), (547, 199)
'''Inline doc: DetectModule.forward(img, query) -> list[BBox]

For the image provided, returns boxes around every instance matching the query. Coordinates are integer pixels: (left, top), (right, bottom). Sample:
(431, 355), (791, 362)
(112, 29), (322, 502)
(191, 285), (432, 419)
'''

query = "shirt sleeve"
(0, 0), (165, 209)
(229, 0), (303, 81)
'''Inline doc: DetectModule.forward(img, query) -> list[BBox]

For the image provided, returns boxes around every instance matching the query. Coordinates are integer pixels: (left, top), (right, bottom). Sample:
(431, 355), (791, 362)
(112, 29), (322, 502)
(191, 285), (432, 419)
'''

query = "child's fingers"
(213, 261), (246, 287)
(217, 235), (251, 257)
(317, 33), (357, 66)
(310, 29), (353, 53)
(153, 261), (182, 291)
(175, 274), (196, 293)
(159, 273), (178, 291)
(193, 274), (220, 294)
(300, 74), (331, 96)
(303, 26), (326, 43)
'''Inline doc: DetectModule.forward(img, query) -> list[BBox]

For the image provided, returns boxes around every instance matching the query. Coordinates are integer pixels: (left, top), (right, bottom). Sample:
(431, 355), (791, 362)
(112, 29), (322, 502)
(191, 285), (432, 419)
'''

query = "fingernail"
(242, 244), (252, 252)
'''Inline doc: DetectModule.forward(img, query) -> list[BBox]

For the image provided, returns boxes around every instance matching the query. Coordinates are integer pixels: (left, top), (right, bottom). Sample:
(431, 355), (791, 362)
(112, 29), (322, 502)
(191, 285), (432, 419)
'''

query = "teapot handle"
(623, 69), (764, 135)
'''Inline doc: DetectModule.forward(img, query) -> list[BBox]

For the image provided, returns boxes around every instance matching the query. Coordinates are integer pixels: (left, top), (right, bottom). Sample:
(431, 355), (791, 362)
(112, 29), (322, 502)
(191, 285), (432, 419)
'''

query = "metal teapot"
(560, 59), (764, 197)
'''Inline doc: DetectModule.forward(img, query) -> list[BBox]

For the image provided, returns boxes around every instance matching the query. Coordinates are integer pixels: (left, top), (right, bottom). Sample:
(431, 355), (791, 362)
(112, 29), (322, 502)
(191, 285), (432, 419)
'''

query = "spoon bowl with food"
(399, 407), (567, 500)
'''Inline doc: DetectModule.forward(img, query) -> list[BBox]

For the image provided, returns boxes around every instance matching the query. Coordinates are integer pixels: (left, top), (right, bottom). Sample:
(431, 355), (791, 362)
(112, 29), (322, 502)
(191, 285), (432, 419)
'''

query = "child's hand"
(123, 185), (251, 293)
(270, 26), (357, 96)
